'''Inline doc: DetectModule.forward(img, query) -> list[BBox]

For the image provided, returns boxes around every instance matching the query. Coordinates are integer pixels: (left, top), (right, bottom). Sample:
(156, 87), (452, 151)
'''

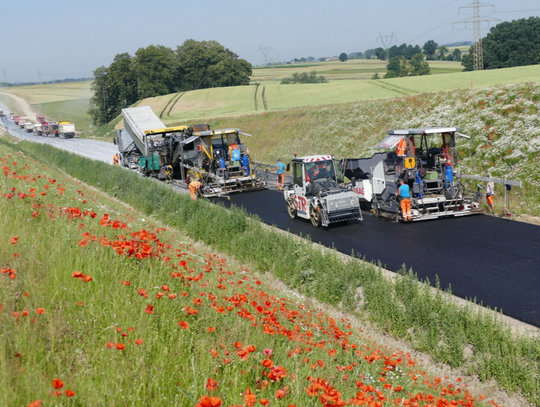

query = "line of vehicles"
(115, 106), (484, 226)
(7, 112), (76, 138)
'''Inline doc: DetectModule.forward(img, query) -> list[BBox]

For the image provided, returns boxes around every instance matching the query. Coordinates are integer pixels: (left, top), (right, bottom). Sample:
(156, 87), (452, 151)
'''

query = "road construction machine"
(339, 127), (483, 222)
(120, 106), (267, 197)
(284, 155), (361, 227)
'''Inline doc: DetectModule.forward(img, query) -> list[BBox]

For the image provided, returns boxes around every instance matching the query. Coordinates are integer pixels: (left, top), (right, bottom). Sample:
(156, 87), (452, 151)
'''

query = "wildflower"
(135, 339), (144, 345)
(244, 387), (257, 406)
(10, 236), (18, 245)
(206, 378), (219, 391)
(105, 342), (116, 349)
(178, 321), (189, 330)
(27, 400), (42, 407)
(65, 390), (76, 397)
(207, 327), (216, 333)
(116, 343), (126, 350)
(259, 399), (269, 406)
(195, 396), (223, 407)
(262, 359), (274, 368)
(52, 379), (64, 389)
(144, 305), (154, 315)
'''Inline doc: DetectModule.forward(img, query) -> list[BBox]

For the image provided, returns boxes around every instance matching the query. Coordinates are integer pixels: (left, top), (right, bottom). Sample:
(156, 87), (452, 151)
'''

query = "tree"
(385, 56), (401, 77)
(423, 40), (438, 60)
(399, 57), (413, 77)
(281, 70), (328, 84)
(364, 49), (375, 59)
(134, 45), (177, 99)
(175, 39), (251, 91)
(461, 50), (474, 71)
(88, 66), (117, 125)
(438, 45), (448, 60)
(410, 53), (431, 76)
(481, 17), (540, 69)
(452, 48), (462, 62)
(374, 47), (386, 60)
(339, 53), (348, 62)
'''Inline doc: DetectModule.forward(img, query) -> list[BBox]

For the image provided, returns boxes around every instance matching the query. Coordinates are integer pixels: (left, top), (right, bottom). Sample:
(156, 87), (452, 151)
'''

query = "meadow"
(1, 135), (539, 406)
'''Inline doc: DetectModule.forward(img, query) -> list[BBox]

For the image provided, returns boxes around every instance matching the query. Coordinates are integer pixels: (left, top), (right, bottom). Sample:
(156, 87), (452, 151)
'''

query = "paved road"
(0, 103), (117, 164)
(2, 103), (539, 327)
(218, 189), (540, 327)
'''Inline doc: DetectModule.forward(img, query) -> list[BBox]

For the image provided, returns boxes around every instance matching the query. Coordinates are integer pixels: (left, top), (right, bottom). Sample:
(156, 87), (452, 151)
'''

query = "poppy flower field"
(0, 139), (538, 406)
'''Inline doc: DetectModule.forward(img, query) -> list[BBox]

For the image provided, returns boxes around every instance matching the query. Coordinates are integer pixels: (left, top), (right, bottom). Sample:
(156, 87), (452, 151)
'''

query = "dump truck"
(114, 128), (142, 169)
(58, 121), (75, 138)
(36, 114), (45, 123)
(284, 155), (361, 227)
(339, 127), (483, 222)
(121, 106), (267, 196)
(49, 121), (58, 137)
(18, 118), (26, 129)
(24, 121), (33, 133)
(33, 123), (42, 136)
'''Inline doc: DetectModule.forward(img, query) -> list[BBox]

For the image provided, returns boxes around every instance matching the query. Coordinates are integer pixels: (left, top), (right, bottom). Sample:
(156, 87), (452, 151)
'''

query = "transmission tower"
(258, 45), (273, 66)
(377, 32), (397, 61)
(1, 68), (7, 84)
(454, 0), (498, 70)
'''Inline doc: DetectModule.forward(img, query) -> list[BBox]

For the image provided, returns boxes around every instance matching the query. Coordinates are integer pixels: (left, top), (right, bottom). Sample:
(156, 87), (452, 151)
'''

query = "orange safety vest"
(396, 138), (407, 156)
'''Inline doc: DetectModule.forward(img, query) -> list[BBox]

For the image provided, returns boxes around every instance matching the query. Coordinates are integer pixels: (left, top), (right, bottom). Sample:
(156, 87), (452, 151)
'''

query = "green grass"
(32, 98), (92, 135)
(2, 135), (540, 405)
(3, 81), (93, 104)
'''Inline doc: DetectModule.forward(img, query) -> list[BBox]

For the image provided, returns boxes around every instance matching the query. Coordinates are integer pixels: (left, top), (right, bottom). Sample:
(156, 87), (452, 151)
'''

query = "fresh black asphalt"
(218, 189), (540, 328)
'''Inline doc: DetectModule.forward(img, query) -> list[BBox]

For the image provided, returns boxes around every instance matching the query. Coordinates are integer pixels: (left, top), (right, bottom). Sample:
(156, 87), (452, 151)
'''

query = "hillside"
(145, 65), (540, 123)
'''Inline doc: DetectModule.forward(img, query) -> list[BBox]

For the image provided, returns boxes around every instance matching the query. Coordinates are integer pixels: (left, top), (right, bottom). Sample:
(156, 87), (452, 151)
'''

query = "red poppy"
(116, 343), (125, 350)
(195, 396), (223, 407)
(207, 327), (216, 333)
(27, 400), (42, 407)
(105, 342), (116, 349)
(65, 390), (76, 397)
(178, 321), (189, 330)
(259, 399), (269, 406)
(135, 339), (144, 345)
(206, 378), (219, 391)
(244, 387), (257, 406)
(262, 359), (274, 368)
(52, 379), (64, 389)
(9, 236), (18, 245)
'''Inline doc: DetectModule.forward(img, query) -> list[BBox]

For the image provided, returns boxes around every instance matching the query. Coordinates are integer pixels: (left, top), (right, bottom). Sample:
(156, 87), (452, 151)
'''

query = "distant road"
(0, 102), (117, 164)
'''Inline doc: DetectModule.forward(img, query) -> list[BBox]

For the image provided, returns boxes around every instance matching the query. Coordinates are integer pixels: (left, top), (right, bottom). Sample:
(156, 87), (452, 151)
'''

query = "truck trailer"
(24, 121), (33, 133)
(58, 121), (75, 138)
(339, 127), (483, 222)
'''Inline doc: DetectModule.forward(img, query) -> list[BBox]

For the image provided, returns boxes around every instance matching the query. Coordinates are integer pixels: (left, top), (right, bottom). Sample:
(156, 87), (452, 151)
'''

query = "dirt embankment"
(0, 92), (39, 120)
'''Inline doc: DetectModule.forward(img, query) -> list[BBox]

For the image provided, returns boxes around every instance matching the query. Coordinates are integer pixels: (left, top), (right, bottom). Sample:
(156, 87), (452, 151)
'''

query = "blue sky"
(1, 0), (539, 83)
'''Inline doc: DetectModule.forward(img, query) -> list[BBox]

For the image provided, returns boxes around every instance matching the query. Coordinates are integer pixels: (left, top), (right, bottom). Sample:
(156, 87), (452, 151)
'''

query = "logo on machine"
(352, 186), (365, 197)
(293, 195), (307, 213)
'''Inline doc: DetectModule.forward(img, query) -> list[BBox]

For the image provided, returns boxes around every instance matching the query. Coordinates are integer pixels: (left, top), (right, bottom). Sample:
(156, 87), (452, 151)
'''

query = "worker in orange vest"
(396, 137), (407, 157)
(397, 179), (412, 221)
(189, 179), (203, 201)
(113, 153), (119, 166)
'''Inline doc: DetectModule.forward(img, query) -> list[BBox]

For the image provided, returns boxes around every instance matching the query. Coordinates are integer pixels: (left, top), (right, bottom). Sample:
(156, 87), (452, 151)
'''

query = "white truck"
(58, 122), (76, 138)
(33, 123), (42, 136)
(24, 121), (33, 133)
(284, 155), (362, 227)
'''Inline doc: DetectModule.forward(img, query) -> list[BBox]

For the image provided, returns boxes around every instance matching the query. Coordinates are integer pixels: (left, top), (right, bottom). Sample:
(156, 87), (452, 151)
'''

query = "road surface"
(2, 102), (539, 327)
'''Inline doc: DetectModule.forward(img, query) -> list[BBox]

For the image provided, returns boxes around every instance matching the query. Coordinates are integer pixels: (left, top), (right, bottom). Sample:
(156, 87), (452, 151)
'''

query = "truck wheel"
(310, 207), (322, 227)
(287, 200), (297, 219)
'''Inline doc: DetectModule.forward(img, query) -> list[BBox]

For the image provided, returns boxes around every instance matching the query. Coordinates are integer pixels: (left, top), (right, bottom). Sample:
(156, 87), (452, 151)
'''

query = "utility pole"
(377, 32), (397, 61)
(454, 0), (498, 70)
(1, 68), (7, 84)
(258, 45), (273, 66)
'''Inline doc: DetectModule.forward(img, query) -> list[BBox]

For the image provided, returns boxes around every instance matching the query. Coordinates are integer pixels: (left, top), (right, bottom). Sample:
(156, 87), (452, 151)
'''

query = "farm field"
(1, 136), (538, 406)
(250, 59), (464, 82)
(150, 64), (540, 123)
(0, 81), (93, 135)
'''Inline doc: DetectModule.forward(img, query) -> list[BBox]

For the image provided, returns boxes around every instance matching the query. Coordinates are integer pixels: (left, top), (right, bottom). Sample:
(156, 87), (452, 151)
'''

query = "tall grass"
(2, 135), (539, 404)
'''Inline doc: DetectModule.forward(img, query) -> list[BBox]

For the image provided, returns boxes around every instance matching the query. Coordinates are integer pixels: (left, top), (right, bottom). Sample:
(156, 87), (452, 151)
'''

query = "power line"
(377, 33), (397, 61)
(258, 46), (273, 66)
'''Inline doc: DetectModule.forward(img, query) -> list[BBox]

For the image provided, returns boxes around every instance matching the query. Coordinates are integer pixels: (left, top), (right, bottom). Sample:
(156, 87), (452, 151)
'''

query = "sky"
(1, 0), (539, 83)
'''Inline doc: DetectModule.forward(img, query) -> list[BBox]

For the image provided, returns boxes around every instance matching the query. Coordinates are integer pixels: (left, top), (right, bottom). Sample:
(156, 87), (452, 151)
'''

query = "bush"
(280, 70), (328, 84)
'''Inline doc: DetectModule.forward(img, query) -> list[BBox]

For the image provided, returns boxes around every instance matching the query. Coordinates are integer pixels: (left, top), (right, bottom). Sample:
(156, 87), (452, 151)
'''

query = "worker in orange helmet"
(189, 179), (203, 201)
(113, 153), (119, 166)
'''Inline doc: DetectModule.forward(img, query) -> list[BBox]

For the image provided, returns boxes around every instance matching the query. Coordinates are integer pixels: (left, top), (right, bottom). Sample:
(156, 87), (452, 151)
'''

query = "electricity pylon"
(258, 46), (273, 66)
(454, 0), (498, 70)
(377, 32), (397, 61)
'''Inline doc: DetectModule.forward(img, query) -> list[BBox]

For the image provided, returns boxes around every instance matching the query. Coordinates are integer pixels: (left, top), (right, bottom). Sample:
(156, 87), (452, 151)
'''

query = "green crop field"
(153, 64), (540, 123)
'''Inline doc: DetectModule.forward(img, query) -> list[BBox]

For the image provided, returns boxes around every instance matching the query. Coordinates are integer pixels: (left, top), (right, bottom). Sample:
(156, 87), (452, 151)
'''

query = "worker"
(113, 153), (119, 166)
(276, 158), (285, 190)
(486, 181), (495, 215)
(396, 137), (407, 157)
(165, 165), (173, 184)
(242, 155), (250, 176)
(397, 179), (412, 221)
(189, 179), (202, 201)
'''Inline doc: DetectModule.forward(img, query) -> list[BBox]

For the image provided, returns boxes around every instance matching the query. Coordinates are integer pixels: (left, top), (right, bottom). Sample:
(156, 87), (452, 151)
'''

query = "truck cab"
(284, 155), (361, 227)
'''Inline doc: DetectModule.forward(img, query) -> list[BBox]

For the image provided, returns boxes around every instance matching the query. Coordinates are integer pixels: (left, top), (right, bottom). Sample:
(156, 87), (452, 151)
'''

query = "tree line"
(88, 39), (252, 126)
